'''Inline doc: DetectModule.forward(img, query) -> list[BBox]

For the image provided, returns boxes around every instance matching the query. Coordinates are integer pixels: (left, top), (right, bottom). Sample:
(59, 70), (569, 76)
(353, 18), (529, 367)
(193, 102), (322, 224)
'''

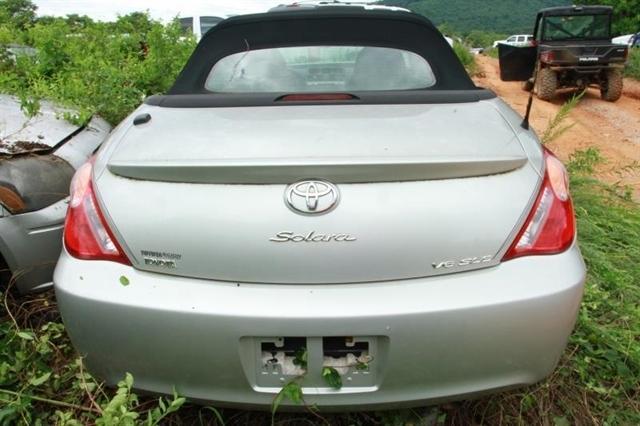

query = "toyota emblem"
(285, 180), (340, 215)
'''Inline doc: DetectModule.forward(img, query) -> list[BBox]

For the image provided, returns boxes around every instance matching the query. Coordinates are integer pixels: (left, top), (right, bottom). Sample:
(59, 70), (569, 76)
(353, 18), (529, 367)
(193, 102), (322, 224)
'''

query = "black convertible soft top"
(151, 8), (493, 107)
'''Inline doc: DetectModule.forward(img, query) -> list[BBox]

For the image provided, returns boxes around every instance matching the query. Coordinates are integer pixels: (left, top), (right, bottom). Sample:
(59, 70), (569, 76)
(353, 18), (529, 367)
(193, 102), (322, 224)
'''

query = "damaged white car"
(54, 6), (585, 410)
(0, 95), (111, 292)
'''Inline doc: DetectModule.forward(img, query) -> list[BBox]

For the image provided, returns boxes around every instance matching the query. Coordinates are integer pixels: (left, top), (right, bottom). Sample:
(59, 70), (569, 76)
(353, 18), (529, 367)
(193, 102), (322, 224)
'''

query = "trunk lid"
(96, 101), (540, 283)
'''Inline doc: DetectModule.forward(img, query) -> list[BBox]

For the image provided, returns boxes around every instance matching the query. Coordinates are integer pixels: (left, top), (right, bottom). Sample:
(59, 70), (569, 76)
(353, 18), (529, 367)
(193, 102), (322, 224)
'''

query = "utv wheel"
(600, 69), (623, 102)
(535, 68), (557, 101)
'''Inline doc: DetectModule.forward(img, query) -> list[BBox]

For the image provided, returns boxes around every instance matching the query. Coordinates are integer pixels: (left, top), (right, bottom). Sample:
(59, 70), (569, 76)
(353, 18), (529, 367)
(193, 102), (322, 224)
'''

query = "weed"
(321, 367), (342, 389)
(0, 15), (196, 125)
(18, 93), (40, 118)
(453, 41), (478, 76)
(625, 48), (640, 80)
(484, 47), (499, 59)
(542, 90), (584, 144)
(567, 147), (604, 175)
(0, 284), (185, 425)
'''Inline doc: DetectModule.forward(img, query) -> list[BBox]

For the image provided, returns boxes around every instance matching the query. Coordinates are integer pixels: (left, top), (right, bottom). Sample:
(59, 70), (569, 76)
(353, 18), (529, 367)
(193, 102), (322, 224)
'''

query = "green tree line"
(380, 0), (639, 35)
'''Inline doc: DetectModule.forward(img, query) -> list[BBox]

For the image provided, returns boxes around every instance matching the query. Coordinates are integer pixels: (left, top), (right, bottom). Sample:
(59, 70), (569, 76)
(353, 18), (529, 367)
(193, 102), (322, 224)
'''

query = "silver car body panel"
(0, 95), (80, 154)
(93, 99), (545, 284)
(55, 242), (585, 410)
(0, 95), (111, 292)
(0, 198), (68, 292)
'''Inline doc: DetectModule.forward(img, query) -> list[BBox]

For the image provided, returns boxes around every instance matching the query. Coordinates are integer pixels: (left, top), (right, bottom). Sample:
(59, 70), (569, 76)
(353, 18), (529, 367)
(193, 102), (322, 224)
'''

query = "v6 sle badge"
(433, 255), (493, 269)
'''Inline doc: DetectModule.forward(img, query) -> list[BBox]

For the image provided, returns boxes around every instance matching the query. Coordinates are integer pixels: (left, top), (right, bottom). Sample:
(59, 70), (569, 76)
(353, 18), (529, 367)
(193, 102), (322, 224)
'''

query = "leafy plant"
(0, 13), (196, 125)
(292, 347), (307, 369)
(625, 48), (640, 81)
(452, 41), (478, 75)
(321, 367), (342, 389)
(541, 90), (584, 144)
(95, 373), (139, 426)
(567, 147), (604, 175)
(271, 379), (304, 422)
(18, 93), (40, 117)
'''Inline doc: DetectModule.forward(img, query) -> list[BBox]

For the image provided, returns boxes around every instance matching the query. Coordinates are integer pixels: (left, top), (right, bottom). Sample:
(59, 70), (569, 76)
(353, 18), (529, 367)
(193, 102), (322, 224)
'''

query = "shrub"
(464, 30), (507, 48)
(0, 15), (196, 125)
(453, 41), (477, 75)
(625, 48), (640, 80)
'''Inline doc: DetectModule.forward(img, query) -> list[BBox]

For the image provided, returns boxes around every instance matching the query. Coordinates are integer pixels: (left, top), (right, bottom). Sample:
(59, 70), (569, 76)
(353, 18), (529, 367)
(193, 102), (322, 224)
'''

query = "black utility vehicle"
(499, 5), (628, 101)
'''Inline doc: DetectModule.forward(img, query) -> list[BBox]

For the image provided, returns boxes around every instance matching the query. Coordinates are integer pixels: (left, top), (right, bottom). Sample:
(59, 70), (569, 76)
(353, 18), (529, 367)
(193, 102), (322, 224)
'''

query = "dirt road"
(473, 55), (640, 200)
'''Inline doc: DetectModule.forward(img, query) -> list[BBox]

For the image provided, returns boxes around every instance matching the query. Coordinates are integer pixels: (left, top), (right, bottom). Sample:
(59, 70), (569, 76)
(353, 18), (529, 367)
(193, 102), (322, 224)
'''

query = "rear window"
(543, 14), (610, 41)
(204, 46), (436, 93)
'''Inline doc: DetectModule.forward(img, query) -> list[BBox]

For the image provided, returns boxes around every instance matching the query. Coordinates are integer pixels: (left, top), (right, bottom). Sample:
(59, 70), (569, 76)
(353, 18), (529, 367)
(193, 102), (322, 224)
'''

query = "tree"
(465, 30), (508, 48)
(113, 11), (155, 36)
(65, 14), (94, 30)
(379, 0), (571, 34)
(0, 0), (37, 30)
(581, 0), (640, 35)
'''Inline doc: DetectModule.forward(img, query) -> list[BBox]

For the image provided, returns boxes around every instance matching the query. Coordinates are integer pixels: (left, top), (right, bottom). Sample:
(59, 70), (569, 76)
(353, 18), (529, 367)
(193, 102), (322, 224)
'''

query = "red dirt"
(473, 55), (640, 201)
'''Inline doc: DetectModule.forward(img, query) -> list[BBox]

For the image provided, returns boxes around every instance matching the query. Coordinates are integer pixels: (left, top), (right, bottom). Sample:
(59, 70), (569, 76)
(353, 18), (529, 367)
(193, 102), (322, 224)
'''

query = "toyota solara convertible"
(54, 5), (586, 410)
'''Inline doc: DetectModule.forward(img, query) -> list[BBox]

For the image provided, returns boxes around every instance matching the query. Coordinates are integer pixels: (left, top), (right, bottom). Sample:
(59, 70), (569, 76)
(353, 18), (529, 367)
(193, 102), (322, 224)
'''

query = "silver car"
(0, 95), (110, 293)
(54, 7), (585, 410)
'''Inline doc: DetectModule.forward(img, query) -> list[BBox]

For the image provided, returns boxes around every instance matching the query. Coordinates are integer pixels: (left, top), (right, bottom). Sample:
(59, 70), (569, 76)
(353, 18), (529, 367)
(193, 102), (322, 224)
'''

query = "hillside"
(379, 0), (570, 34)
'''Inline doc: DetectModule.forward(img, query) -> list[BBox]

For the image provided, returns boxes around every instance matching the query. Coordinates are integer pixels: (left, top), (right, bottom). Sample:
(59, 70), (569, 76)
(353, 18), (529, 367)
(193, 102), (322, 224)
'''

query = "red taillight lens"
(278, 93), (356, 101)
(64, 160), (131, 264)
(540, 51), (555, 63)
(503, 149), (575, 260)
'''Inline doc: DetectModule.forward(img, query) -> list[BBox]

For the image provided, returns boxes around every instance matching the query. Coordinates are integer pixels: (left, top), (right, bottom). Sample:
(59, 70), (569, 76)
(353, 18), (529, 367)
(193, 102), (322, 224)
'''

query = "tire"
(600, 69), (623, 102)
(535, 68), (557, 101)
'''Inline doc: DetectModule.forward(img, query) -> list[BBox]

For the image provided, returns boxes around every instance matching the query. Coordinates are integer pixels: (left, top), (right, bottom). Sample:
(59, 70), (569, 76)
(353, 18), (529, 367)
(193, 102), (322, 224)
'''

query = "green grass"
(483, 47), (500, 59)
(453, 41), (478, 76)
(625, 48), (640, 80)
(1, 149), (638, 425)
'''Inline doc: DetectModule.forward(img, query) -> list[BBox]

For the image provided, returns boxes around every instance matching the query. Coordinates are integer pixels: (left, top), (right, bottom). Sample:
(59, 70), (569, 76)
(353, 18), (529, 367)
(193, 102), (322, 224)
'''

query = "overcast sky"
(34, 0), (283, 21)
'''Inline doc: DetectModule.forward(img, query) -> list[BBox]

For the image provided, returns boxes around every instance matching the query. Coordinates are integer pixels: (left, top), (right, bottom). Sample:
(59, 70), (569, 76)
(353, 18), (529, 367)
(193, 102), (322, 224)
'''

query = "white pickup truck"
(493, 34), (533, 48)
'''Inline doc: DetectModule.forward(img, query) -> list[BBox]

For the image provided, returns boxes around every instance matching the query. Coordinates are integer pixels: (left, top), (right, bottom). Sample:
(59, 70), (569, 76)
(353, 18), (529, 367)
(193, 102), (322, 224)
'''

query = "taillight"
(278, 93), (357, 101)
(540, 50), (555, 63)
(64, 159), (131, 264)
(503, 148), (575, 260)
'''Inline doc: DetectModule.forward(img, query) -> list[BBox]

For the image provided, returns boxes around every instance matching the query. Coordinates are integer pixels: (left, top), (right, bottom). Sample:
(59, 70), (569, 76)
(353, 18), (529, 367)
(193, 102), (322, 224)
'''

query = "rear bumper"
(0, 197), (68, 293)
(54, 243), (585, 410)
(548, 64), (625, 72)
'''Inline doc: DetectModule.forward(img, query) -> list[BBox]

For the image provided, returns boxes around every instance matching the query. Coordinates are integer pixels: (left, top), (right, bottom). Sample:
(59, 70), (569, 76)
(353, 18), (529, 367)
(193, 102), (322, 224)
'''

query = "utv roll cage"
(532, 5), (613, 43)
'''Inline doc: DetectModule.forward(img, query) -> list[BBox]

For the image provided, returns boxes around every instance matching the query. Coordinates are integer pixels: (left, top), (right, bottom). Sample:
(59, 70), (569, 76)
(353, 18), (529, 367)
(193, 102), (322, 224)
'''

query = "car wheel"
(535, 68), (557, 101)
(600, 69), (623, 102)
